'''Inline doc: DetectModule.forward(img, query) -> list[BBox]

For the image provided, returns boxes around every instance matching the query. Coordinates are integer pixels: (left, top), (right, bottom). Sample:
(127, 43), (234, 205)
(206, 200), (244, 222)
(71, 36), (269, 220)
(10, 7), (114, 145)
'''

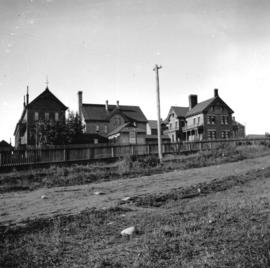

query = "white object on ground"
(41, 195), (48, 199)
(121, 197), (131, 201)
(121, 226), (136, 236)
(94, 191), (105, 195)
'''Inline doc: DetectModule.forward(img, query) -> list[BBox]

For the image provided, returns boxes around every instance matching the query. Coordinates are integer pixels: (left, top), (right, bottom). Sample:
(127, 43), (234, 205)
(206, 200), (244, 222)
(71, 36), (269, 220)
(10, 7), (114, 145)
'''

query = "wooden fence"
(0, 138), (270, 169)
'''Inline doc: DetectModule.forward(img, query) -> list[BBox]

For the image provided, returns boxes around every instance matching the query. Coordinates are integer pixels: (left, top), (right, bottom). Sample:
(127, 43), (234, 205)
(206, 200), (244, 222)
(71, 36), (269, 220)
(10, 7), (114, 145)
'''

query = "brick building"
(14, 86), (68, 148)
(78, 91), (148, 144)
(165, 89), (245, 142)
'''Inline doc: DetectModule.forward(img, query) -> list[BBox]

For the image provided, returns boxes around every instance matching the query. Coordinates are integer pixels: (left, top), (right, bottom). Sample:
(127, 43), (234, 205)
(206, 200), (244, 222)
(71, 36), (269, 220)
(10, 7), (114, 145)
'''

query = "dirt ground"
(1, 155), (270, 228)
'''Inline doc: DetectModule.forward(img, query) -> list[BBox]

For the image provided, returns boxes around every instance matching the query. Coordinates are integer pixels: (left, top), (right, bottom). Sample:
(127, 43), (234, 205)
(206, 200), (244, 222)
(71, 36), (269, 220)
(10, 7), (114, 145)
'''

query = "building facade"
(78, 91), (148, 145)
(164, 89), (245, 142)
(163, 107), (188, 142)
(183, 89), (234, 141)
(14, 86), (68, 148)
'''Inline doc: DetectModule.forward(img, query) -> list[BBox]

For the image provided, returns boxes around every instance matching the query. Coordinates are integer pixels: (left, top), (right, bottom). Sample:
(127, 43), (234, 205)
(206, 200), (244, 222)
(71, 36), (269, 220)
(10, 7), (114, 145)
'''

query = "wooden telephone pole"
(153, 64), (163, 162)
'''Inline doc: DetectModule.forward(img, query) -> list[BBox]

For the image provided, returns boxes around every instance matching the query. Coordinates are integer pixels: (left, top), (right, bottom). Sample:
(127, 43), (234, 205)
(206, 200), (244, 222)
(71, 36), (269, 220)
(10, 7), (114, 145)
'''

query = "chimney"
(214, 88), (219, 98)
(116, 100), (119, 109)
(26, 85), (29, 105)
(78, 91), (83, 119)
(105, 100), (109, 111)
(188, 94), (198, 110)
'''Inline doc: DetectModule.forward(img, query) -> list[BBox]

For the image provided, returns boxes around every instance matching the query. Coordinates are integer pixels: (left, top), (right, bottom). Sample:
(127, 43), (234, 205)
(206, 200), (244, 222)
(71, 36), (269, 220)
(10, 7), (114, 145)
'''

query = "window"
(34, 112), (39, 121)
(104, 125), (108, 133)
(208, 116), (215, 125)
(198, 117), (200, 124)
(208, 130), (216, 140)
(170, 123), (172, 130)
(94, 139), (98, 144)
(175, 121), (178, 129)
(96, 125), (99, 132)
(45, 112), (49, 121)
(55, 112), (59, 121)
(221, 116), (228, 125)
(221, 131), (225, 139)
(193, 118), (196, 125)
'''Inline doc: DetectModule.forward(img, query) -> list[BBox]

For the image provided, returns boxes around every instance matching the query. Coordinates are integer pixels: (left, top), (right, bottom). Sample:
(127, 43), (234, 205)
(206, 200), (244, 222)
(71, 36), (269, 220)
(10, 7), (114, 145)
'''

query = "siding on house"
(14, 87), (68, 148)
(78, 91), (148, 145)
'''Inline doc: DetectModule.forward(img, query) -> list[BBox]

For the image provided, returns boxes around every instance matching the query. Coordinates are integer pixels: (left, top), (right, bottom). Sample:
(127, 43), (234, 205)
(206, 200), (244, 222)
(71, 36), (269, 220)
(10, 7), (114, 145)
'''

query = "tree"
(34, 111), (84, 146)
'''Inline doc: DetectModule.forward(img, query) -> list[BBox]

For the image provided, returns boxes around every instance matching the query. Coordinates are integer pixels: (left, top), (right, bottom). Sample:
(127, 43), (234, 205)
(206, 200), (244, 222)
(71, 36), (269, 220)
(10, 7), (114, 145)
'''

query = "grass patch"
(2, 167), (270, 267)
(1, 144), (270, 193)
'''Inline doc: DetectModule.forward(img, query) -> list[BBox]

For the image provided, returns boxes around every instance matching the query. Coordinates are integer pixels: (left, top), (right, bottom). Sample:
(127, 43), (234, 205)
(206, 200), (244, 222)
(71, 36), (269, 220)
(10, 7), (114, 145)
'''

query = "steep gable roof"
(186, 98), (214, 117)
(171, 106), (189, 118)
(27, 87), (68, 110)
(14, 87), (68, 135)
(82, 103), (148, 123)
(186, 96), (234, 117)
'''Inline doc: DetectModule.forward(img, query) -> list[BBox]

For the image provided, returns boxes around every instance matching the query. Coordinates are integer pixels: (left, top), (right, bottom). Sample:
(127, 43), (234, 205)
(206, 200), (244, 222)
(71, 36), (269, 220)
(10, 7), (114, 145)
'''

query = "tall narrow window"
(104, 125), (108, 133)
(225, 116), (228, 125)
(45, 112), (49, 121)
(96, 125), (99, 132)
(55, 112), (59, 121)
(34, 112), (39, 121)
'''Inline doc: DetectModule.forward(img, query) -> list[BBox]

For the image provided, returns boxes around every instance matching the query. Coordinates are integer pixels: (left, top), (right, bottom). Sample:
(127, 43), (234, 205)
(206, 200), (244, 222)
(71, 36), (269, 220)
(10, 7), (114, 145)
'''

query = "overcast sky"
(1, 0), (270, 143)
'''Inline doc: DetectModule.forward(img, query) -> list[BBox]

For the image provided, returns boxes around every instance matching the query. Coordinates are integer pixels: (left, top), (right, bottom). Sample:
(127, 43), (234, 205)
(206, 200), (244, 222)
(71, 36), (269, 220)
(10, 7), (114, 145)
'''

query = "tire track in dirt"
(1, 155), (270, 227)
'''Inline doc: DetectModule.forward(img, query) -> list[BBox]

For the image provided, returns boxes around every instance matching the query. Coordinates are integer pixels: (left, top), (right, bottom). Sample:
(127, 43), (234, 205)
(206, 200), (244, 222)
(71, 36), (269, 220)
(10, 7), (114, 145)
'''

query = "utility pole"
(153, 64), (163, 163)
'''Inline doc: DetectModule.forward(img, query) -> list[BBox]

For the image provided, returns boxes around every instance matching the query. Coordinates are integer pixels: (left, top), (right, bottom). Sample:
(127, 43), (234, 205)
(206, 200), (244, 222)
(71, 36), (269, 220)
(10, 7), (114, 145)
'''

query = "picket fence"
(0, 138), (269, 169)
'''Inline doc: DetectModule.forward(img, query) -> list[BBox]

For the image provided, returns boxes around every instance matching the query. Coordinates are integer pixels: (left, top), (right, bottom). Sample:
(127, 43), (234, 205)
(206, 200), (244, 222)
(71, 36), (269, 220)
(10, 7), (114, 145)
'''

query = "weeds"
(1, 144), (270, 194)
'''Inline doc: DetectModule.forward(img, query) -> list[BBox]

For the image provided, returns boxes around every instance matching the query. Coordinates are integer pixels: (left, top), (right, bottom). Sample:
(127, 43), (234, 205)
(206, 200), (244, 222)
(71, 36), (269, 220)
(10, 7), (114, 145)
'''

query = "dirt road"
(1, 155), (270, 227)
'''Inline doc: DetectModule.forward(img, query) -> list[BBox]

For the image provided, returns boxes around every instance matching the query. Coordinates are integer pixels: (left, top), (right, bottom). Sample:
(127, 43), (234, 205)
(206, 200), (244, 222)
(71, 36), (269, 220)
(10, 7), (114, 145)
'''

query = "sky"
(1, 0), (270, 144)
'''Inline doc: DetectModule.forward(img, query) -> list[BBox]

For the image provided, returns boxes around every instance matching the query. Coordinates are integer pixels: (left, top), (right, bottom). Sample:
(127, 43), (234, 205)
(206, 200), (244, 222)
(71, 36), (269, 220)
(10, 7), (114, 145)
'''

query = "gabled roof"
(14, 87), (68, 135)
(107, 122), (146, 137)
(165, 106), (188, 122)
(0, 140), (12, 148)
(186, 98), (215, 117)
(82, 104), (148, 123)
(148, 120), (158, 129)
(27, 87), (68, 110)
(170, 106), (189, 118)
(186, 96), (234, 117)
